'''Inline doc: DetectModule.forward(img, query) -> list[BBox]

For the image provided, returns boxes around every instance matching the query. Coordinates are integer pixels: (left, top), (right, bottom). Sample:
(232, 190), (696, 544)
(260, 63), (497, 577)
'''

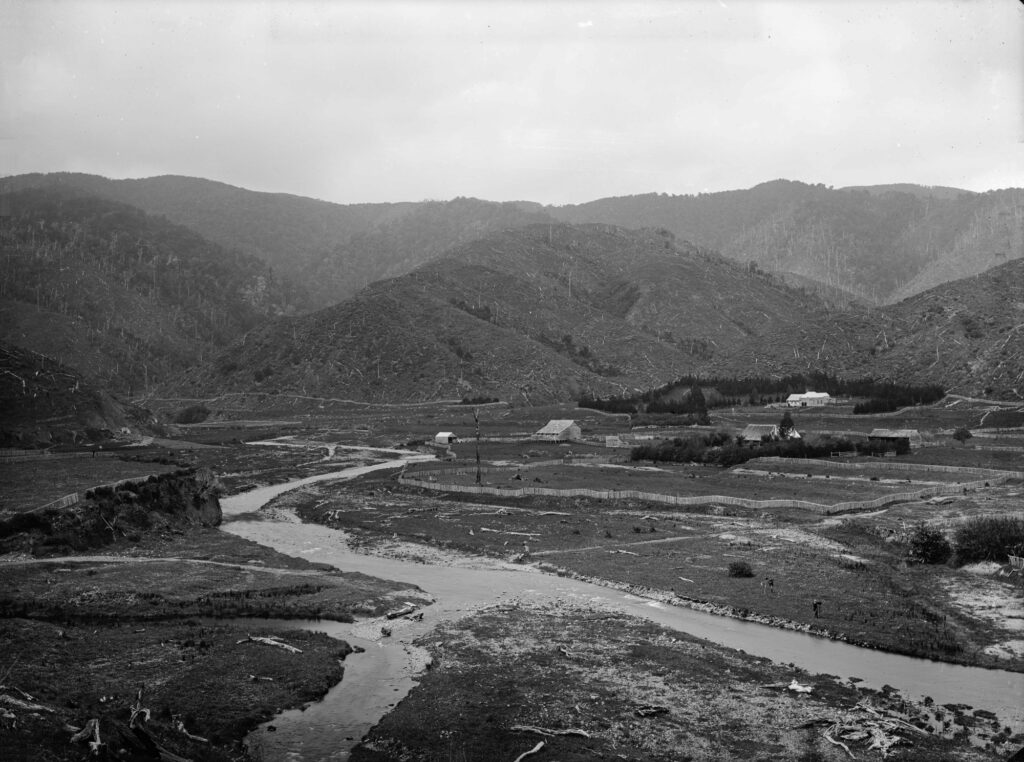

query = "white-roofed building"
(786, 392), (831, 407)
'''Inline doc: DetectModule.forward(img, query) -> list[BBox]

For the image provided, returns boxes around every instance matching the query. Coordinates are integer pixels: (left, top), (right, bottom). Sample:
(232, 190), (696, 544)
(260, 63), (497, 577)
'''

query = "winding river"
(221, 458), (1024, 761)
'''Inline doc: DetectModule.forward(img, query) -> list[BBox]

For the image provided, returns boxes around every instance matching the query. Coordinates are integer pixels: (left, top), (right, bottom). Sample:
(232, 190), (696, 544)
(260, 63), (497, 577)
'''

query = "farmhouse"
(786, 391), (831, 407)
(868, 428), (923, 451)
(434, 432), (458, 445)
(534, 419), (581, 442)
(738, 424), (780, 446)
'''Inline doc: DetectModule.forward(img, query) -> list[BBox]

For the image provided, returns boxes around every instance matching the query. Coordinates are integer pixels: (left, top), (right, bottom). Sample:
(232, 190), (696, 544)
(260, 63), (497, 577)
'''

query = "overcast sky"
(2, 0), (1021, 205)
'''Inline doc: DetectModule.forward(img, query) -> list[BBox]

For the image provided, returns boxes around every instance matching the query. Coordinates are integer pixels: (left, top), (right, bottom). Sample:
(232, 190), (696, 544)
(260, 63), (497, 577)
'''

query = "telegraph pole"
(474, 407), (482, 484)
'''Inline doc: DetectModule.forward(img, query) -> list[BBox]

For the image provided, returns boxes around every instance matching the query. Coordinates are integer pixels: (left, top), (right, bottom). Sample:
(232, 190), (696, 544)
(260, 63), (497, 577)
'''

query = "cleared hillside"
(858, 258), (1024, 399)
(0, 343), (151, 446)
(167, 224), (874, 404)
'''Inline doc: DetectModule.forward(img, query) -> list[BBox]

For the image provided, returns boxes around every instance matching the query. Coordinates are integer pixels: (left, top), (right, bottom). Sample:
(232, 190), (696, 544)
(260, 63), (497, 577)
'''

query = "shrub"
(953, 516), (1024, 565)
(728, 561), (755, 578)
(174, 404), (211, 424)
(907, 523), (952, 565)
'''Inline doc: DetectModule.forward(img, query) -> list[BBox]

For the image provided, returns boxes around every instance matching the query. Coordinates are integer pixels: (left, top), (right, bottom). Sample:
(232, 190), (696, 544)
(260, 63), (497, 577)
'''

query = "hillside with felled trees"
(0, 186), (303, 393)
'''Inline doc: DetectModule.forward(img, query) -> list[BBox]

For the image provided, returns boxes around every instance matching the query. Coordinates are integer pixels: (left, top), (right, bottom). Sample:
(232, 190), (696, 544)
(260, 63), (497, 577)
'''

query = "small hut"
(738, 424), (780, 446)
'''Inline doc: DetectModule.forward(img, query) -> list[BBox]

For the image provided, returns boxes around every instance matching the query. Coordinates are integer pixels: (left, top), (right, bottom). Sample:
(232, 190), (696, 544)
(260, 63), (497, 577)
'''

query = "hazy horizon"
(3, 1), (1022, 205)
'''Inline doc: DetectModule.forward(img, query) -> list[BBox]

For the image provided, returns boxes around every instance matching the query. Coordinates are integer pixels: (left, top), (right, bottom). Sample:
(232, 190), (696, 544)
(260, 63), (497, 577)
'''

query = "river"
(220, 458), (1024, 761)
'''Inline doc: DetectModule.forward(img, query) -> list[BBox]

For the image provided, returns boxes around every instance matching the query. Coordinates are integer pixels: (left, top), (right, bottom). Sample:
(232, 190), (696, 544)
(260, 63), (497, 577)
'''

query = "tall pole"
(474, 407), (481, 485)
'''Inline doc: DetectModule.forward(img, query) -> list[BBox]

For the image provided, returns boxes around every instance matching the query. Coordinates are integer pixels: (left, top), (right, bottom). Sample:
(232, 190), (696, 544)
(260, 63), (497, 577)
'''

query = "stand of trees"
(631, 432), (862, 467)
(580, 373), (945, 415)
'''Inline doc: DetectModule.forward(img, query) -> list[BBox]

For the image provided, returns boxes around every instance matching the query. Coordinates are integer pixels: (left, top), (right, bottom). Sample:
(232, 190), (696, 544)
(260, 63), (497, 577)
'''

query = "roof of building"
(536, 419), (578, 434)
(435, 431), (455, 438)
(787, 391), (831, 400)
(868, 428), (922, 438)
(740, 424), (779, 438)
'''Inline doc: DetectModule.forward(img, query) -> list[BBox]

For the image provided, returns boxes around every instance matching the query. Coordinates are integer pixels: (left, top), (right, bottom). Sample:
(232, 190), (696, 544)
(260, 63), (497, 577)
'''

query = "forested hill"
(0, 186), (300, 394)
(548, 181), (1023, 306)
(3, 173), (556, 308)
(167, 223), (875, 404)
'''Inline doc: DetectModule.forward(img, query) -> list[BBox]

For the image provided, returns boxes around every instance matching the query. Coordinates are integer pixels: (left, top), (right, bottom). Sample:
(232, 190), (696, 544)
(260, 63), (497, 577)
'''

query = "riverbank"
(287, 476), (1024, 672)
(351, 601), (1017, 761)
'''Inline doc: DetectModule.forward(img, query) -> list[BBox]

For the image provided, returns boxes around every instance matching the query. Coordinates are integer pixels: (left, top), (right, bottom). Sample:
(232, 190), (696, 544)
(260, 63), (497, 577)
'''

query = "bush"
(953, 517), (1024, 565)
(907, 523), (952, 565)
(174, 404), (211, 424)
(728, 561), (755, 578)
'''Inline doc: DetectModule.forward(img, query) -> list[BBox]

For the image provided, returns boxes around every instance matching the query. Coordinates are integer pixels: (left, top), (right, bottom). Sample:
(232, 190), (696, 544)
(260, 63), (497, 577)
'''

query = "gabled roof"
(536, 419), (578, 434)
(740, 424), (779, 438)
(869, 428), (921, 438)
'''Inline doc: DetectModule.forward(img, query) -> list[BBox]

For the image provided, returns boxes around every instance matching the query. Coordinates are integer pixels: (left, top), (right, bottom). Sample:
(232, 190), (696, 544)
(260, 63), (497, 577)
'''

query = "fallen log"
(236, 635), (302, 654)
(512, 724), (590, 738)
(174, 716), (210, 743)
(823, 730), (855, 758)
(511, 740), (546, 762)
(635, 705), (670, 718)
(386, 604), (417, 620)
(0, 693), (55, 713)
(70, 718), (103, 756)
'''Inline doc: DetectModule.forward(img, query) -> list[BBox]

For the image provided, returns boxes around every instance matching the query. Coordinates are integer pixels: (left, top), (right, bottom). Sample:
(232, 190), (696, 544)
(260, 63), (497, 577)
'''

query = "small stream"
(221, 458), (1024, 761)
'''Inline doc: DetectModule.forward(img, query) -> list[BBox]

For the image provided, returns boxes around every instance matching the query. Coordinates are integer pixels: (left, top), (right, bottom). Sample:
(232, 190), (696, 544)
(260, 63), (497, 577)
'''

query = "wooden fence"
(749, 456), (1024, 480)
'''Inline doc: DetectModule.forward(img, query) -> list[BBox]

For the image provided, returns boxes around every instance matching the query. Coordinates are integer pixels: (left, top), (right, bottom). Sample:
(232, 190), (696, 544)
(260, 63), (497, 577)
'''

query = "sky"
(2, 0), (1022, 205)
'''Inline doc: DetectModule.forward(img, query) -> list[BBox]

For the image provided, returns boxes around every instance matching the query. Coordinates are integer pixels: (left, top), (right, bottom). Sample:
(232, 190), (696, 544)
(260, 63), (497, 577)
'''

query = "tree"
(779, 411), (795, 439)
(952, 427), (973, 446)
(688, 383), (707, 415)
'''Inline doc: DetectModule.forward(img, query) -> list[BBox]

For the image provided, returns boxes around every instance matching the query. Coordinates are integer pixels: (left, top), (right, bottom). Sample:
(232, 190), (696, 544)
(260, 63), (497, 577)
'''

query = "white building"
(434, 432), (458, 445)
(533, 419), (582, 442)
(786, 391), (831, 407)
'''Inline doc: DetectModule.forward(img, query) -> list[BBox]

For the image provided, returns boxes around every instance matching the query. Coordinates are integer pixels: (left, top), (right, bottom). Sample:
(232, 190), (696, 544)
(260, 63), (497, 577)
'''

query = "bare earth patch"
(939, 568), (1024, 661)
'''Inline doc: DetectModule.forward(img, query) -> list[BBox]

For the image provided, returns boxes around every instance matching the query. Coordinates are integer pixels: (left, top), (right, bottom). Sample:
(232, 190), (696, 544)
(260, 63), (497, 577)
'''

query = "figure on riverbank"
(813, 600), (822, 618)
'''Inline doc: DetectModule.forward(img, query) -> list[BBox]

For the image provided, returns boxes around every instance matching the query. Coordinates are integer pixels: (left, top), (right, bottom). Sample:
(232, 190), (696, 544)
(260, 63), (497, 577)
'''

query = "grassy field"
(351, 605), (1015, 761)
(424, 460), (972, 505)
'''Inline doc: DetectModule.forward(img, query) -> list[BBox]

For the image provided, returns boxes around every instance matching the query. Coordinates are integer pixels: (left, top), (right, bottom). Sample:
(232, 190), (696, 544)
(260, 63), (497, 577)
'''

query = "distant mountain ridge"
(548, 180), (1023, 306)
(2, 173), (555, 308)
(2, 172), (1021, 406)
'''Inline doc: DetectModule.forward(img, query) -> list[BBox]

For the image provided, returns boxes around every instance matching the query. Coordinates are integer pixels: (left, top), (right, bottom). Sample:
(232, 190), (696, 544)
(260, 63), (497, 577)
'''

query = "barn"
(434, 432), (458, 445)
(534, 420), (582, 442)
(868, 428), (923, 452)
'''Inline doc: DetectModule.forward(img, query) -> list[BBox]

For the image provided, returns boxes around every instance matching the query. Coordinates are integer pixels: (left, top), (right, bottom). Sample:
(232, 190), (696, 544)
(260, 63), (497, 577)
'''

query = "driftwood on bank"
(236, 634), (303, 653)
(511, 739), (546, 762)
(511, 724), (591, 738)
